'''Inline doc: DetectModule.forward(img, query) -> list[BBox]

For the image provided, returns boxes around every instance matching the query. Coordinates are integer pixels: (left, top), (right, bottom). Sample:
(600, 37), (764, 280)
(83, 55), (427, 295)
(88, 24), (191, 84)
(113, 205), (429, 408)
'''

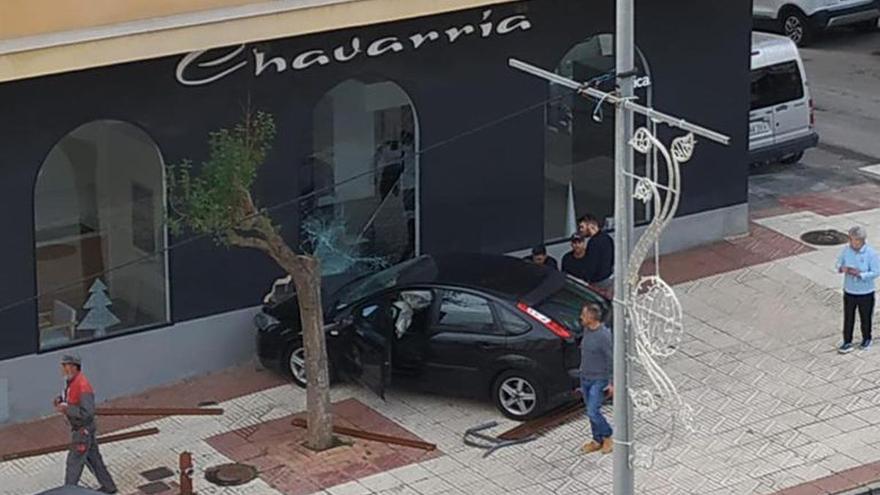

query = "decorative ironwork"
(625, 127), (698, 469)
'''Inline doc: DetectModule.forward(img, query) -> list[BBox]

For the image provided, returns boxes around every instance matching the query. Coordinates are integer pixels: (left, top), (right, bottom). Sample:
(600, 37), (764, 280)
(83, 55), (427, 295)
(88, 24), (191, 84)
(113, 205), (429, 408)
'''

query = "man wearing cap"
(54, 355), (117, 494)
(562, 234), (591, 281)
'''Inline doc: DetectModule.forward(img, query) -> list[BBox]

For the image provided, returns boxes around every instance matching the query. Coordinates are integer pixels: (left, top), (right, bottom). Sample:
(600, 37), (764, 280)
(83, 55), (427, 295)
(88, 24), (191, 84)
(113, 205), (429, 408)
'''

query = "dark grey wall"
(0, 0), (751, 360)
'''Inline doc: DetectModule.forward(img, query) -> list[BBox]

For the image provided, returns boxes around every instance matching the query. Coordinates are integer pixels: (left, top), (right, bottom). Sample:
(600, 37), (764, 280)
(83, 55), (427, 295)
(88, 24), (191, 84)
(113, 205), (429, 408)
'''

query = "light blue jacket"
(836, 244), (880, 295)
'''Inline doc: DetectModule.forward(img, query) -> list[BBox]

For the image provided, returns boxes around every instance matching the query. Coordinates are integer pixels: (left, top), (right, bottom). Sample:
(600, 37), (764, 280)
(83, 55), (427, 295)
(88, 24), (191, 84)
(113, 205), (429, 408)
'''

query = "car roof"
(751, 31), (800, 70)
(398, 253), (566, 304)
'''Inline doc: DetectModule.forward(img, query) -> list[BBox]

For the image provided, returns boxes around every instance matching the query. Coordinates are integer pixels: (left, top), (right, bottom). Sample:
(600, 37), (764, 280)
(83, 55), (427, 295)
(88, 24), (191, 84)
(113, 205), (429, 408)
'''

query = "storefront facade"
(0, 0), (751, 423)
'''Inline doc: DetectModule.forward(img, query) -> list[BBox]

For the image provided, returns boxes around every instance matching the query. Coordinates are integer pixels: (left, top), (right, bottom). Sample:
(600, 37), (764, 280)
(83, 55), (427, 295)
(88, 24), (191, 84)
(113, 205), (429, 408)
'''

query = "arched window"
(304, 78), (419, 275)
(34, 121), (169, 349)
(544, 34), (653, 240)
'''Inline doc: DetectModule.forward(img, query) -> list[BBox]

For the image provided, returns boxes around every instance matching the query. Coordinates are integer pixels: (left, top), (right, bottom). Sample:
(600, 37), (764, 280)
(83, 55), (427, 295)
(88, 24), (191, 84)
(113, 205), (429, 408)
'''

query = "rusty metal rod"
(96, 407), (223, 416)
(291, 418), (436, 451)
(498, 401), (584, 441)
(1, 427), (160, 463)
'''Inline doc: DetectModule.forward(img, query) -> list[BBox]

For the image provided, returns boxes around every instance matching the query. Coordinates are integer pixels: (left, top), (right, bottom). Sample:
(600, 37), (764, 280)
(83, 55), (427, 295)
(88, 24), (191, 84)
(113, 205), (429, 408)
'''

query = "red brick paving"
(0, 363), (286, 460)
(205, 398), (440, 495)
(640, 223), (815, 285)
(777, 183), (880, 217)
(770, 460), (880, 494)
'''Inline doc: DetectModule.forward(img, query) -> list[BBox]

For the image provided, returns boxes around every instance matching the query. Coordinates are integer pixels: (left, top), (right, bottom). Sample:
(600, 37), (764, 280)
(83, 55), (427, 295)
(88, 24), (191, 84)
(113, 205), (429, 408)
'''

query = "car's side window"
(435, 290), (498, 334)
(496, 305), (531, 335)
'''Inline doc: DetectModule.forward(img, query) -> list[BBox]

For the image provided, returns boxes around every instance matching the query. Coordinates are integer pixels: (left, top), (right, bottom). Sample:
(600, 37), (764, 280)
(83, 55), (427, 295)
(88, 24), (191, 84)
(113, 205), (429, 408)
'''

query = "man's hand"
(54, 401), (68, 414)
(848, 267), (861, 277)
(839, 266), (846, 274)
(604, 384), (614, 399)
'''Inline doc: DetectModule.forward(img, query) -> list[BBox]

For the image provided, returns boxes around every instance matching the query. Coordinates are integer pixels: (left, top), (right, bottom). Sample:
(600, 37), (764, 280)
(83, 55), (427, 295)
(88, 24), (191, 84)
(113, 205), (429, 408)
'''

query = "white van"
(753, 0), (880, 46)
(749, 32), (819, 166)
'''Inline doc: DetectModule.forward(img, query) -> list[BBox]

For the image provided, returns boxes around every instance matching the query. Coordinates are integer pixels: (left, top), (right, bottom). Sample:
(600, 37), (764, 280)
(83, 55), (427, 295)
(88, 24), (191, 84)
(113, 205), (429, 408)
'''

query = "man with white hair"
(836, 226), (880, 354)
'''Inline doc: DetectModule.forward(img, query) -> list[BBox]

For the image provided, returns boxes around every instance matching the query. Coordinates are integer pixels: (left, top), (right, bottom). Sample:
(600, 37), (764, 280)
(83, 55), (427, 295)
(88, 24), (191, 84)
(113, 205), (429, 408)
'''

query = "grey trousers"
(65, 426), (116, 492)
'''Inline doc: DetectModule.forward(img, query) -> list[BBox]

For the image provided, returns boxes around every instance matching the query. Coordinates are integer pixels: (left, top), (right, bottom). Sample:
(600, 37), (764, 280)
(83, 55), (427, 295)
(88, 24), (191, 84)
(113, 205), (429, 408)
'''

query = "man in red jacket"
(54, 355), (117, 494)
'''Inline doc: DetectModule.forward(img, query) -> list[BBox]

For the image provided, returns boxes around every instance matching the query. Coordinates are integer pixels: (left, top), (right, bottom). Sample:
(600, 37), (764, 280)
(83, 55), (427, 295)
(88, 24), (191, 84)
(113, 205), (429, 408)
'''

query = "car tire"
(283, 340), (308, 388)
(780, 9), (813, 46)
(855, 18), (879, 32)
(779, 151), (804, 165)
(492, 370), (546, 421)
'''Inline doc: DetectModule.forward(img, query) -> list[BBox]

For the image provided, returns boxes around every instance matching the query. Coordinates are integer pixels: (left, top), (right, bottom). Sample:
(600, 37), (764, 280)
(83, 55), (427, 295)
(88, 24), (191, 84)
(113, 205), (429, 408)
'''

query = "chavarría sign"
(175, 9), (533, 86)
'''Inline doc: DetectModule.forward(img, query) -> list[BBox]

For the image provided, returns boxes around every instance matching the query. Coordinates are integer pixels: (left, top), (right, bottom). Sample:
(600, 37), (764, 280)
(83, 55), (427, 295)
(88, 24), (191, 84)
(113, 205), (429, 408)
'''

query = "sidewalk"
(4, 183), (880, 495)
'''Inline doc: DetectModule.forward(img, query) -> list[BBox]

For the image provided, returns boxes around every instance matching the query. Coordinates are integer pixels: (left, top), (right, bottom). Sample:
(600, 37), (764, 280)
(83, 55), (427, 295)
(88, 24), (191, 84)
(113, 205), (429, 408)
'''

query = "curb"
(838, 481), (880, 495)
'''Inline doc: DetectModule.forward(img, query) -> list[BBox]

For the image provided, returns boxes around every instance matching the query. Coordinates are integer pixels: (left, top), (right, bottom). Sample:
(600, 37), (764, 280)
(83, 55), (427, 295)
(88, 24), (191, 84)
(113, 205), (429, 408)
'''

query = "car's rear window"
(534, 277), (608, 332)
(751, 61), (804, 110)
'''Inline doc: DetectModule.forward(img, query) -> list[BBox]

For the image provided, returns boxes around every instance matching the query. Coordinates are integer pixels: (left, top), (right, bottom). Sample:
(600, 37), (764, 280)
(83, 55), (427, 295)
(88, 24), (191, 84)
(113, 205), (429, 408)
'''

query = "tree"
(77, 278), (121, 337)
(167, 111), (334, 450)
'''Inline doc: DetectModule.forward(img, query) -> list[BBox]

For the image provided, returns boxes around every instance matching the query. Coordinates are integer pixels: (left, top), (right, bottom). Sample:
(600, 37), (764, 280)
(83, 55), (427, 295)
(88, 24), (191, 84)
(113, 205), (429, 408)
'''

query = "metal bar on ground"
(0, 427), (160, 462)
(507, 58), (731, 145)
(290, 418), (436, 451)
(96, 407), (223, 416)
(497, 400), (584, 441)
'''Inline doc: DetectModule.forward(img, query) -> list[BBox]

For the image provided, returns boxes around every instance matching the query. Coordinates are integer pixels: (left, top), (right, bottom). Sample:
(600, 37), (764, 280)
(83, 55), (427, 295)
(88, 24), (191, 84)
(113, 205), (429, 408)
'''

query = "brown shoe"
(581, 441), (602, 454)
(601, 438), (613, 454)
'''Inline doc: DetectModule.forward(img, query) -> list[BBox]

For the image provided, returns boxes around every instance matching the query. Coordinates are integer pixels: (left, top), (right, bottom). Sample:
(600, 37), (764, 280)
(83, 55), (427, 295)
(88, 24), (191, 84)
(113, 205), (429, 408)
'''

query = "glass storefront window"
(34, 121), (170, 349)
(544, 34), (651, 240)
(304, 78), (419, 276)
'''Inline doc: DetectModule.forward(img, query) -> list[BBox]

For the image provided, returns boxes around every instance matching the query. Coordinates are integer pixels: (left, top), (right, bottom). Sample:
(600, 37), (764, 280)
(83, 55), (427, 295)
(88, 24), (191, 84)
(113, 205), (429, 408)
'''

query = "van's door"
(770, 60), (811, 144)
(750, 66), (777, 151)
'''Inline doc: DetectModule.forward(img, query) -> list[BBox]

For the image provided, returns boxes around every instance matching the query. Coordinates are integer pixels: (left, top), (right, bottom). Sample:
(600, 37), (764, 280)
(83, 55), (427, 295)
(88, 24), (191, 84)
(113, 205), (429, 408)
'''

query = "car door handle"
(776, 104), (788, 111)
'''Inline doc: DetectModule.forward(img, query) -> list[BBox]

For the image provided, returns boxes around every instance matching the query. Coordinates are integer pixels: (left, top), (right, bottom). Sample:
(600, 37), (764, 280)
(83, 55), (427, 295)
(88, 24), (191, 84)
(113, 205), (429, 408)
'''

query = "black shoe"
(100, 488), (118, 494)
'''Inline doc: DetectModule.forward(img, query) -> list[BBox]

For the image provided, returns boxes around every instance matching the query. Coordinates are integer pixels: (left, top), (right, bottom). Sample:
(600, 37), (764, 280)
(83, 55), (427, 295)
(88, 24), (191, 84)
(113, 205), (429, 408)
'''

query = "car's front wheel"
(283, 340), (308, 388)
(781, 9), (812, 46)
(492, 370), (546, 421)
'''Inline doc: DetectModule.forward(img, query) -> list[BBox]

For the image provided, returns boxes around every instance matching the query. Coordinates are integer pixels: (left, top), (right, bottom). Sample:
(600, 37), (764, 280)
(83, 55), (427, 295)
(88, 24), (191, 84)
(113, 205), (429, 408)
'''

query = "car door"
(422, 289), (507, 397)
(339, 299), (395, 399)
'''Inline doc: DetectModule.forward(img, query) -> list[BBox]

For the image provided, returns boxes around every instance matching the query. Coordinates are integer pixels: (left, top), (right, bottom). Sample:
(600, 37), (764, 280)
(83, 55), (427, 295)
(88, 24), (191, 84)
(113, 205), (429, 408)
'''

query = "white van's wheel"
(779, 151), (804, 165)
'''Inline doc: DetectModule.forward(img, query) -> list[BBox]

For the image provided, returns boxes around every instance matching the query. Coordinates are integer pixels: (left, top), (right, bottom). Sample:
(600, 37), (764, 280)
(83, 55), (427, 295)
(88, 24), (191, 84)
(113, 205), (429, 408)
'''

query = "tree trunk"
(231, 225), (334, 451)
(288, 255), (334, 451)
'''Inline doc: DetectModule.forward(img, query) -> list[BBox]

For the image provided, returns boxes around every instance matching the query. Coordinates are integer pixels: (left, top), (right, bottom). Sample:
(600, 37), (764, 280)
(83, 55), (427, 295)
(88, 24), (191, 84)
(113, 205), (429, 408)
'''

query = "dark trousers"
(65, 426), (116, 492)
(843, 292), (875, 344)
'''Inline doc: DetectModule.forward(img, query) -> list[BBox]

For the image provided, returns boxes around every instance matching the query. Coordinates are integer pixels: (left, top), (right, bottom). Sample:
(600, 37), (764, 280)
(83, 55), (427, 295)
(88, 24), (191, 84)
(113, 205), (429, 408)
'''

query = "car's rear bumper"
(749, 131), (819, 164)
(812, 1), (880, 28)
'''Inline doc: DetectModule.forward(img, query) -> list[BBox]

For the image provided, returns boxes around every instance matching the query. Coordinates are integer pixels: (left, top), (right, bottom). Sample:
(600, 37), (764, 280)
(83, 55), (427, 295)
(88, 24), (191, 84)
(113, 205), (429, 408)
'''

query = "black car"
(256, 253), (610, 420)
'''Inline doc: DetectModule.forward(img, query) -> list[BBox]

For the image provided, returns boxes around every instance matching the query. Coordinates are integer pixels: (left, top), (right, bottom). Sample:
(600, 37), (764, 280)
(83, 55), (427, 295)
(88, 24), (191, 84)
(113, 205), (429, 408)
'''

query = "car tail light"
(516, 302), (572, 339)
(809, 98), (815, 127)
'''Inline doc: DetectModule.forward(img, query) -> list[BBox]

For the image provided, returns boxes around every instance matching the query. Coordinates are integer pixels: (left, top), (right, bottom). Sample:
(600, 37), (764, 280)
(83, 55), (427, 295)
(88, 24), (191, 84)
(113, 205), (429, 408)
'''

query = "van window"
(751, 61), (804, 110)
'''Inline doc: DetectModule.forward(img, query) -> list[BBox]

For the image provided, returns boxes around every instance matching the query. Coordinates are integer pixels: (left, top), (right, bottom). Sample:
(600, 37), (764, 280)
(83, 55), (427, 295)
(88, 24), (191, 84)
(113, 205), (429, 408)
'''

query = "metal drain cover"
(205, 463), (258, 486)
(800, 229), (849, 246)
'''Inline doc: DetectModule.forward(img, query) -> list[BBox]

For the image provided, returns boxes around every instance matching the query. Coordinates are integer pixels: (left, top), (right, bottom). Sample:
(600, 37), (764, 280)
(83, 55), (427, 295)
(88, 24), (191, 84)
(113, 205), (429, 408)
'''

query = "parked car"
(749, 32), (819, 166)
(255, 253), (610, 420)
(753, 0), (880, 46)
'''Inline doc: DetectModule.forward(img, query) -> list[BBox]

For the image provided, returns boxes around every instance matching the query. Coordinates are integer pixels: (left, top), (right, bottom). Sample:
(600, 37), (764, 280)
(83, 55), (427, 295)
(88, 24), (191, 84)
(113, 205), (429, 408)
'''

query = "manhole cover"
(205, 463), (258, 486)
(800, 229), (849, 246)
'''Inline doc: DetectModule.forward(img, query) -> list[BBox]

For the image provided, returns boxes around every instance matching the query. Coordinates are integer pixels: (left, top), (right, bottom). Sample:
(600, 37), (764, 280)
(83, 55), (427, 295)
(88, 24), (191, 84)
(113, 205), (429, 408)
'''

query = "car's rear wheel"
(283, 340), (308, 388)
(493, 370), (545, 421)
(781, 9), (812, 46)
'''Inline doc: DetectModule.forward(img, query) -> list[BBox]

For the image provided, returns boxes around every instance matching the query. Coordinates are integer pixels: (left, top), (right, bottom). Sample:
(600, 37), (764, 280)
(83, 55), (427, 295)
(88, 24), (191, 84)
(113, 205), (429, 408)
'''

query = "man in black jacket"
(578, 214), (614, 290)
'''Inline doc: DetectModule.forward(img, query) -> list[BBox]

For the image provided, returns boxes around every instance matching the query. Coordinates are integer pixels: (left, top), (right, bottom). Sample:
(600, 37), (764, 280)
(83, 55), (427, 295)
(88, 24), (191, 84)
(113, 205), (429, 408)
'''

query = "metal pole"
(507, 59), (730, 145)
(614, 0), (635, 493)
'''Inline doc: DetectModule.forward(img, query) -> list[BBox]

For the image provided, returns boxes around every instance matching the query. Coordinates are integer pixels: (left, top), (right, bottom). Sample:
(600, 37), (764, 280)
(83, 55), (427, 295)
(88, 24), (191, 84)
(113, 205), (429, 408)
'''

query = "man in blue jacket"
(836, 226), (880, 353)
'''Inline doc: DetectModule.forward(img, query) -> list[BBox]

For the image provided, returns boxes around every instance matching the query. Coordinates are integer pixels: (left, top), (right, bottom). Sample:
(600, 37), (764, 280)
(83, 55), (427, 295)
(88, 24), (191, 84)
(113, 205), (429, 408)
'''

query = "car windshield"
(534, 276), (607, 332)
(333, 257), (422, 308)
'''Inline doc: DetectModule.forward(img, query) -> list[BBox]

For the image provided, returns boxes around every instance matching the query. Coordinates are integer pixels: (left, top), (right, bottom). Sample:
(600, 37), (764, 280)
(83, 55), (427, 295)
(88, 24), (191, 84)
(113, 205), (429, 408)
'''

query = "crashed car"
(255, 253), (610, 420)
